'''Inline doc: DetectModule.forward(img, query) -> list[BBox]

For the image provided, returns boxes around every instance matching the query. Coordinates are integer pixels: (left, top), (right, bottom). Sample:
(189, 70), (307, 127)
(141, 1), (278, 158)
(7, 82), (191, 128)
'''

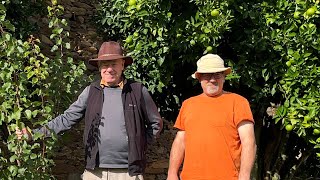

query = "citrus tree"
(96, 0), (234, 117)
(223, 0), (320, 178)
(95, 0), (320, 179)
(0, 0), (88, 179)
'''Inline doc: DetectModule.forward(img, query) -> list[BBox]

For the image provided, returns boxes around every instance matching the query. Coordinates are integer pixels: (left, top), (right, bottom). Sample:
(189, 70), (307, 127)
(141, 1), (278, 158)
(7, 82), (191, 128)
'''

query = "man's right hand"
(15, 127), (32, 141)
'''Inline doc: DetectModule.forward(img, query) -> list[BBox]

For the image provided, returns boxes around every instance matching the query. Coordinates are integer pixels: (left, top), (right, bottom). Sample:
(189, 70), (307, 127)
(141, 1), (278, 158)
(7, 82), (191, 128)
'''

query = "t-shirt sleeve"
(174, 101), (186, 130)
(234, 97), (254, 127)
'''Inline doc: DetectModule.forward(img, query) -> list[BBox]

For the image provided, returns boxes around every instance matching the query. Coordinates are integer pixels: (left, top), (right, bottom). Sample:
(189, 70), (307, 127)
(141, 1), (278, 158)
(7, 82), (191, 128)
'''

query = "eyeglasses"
(201, 73), (224, 80)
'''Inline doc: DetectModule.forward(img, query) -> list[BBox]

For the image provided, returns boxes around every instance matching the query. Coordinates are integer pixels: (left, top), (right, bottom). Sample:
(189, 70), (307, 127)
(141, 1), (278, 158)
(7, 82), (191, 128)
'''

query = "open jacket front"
(84, 79), (155, 176)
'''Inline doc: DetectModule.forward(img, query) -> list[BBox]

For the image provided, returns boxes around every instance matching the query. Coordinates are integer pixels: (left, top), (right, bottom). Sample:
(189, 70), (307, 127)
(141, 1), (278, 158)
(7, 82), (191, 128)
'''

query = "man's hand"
(15, 127), (32, 141)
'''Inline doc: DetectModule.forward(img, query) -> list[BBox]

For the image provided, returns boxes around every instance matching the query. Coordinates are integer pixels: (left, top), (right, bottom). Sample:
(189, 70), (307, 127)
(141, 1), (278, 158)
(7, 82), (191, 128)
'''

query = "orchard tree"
(95, 0), (320, 179)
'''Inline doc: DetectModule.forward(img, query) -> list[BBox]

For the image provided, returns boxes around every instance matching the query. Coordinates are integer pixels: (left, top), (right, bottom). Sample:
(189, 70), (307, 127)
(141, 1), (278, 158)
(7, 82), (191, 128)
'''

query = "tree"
(95, 0), (320, 178)
(0, 0), (88, 179)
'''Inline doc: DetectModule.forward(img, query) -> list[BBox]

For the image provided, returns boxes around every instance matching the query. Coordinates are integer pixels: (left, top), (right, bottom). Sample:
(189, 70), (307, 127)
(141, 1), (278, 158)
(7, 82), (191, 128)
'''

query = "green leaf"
(4, 33), (11, 41)
(271, 84), (276, 95)
(65, 42), (70, 49)
(18, 168), (26, 175)
(32, 77), (38, 84)
(9, 154), (17, 163)
(30, 153), (37, 159)
(157, 58), (164, 66)
(45, 106), (52, 113)
(136, 10), (148, 17)
(9, 165), (18, 176)
(12, 109), (21, 120)
(51, 45), (58, 52)
(276, 106), (287, 117)
(284, 100), (289, 107)
(0, 4), (6, 11)
(3, 21), (15, 32)
(27, 71), (35, 79)
(61, 19), (67, 26)
(22, 148), (31, 154)
(24, 110), (32, 119)
(32, 110), (39, 118)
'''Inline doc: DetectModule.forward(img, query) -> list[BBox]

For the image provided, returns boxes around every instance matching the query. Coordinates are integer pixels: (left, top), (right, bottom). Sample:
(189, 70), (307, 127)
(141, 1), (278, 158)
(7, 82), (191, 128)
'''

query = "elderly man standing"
(17, 41), (163, 180)
(167, 54), (256, 180)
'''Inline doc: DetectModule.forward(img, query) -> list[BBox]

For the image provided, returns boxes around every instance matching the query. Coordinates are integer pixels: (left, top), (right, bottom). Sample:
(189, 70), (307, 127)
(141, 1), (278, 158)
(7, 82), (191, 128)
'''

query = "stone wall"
(31, 0), (103, 63)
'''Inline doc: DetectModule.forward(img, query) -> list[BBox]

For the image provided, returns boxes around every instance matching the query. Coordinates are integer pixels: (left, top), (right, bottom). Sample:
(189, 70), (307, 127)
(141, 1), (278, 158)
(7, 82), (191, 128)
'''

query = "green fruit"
(304, 115), (311, 121)
(199, 34), (206, 42)
(136, 4), (141, 11)
(313, 129), (320, 135)
(133, 32), (139, 37)
(52, 0), (57, 5)
(293, 12), (300, 19)
(125, 36), (133, 44)
(206, 46), (213, 52)
(306, 7), (316, 16)
(190, 40), (196, 45)
(128, 0), (136, 6)
(211, 9), (219, 17)
(286, 61), (292, 67)
(285, 124), (294, 132)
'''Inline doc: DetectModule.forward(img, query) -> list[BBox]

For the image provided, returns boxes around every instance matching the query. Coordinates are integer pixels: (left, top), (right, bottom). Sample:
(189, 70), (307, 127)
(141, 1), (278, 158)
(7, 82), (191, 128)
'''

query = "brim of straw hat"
(88, 55), (133, 67)
(191, 67), (231, 79)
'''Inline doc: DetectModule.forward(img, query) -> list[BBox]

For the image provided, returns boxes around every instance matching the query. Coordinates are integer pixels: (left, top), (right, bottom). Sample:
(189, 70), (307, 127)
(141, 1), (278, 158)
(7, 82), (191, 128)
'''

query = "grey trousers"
(82, 168), (144, 180)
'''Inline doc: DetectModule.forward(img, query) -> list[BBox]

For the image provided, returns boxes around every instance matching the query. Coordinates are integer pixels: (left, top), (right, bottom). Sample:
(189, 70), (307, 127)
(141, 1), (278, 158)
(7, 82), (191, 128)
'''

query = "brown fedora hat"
(89, 41), (133, 67)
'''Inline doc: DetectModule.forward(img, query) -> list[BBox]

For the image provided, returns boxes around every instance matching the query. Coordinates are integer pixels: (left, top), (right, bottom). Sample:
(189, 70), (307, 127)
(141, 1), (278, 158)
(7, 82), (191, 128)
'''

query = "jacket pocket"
(128, 135), (146, 161)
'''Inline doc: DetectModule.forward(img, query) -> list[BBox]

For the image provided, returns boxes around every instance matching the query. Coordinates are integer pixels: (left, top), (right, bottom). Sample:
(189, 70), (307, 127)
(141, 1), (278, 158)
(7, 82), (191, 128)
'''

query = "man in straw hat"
(16, 41), (163, 180)
(167, 54), (256, 180)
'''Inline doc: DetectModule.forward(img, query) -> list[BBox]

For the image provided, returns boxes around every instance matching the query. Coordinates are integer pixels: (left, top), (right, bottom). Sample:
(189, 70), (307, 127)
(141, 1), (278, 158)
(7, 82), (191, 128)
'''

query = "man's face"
(99, 59), (125, 85)
(199, 72), (225, 97)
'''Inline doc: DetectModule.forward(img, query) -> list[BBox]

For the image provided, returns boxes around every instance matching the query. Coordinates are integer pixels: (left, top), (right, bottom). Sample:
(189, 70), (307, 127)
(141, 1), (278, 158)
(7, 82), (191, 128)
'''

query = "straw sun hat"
(191, 54), (231, 79)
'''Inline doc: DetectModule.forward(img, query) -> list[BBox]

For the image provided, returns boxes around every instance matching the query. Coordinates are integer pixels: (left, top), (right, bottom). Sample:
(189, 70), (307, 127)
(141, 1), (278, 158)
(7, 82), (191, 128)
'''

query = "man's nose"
(209, 77), (217, 82)
(105, 65), (114, 71)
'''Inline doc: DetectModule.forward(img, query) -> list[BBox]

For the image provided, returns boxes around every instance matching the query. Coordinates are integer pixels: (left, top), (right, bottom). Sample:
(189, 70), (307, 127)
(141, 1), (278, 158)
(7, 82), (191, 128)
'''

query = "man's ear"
(195, 73), (201, 80)
(121, 59), (125, 70)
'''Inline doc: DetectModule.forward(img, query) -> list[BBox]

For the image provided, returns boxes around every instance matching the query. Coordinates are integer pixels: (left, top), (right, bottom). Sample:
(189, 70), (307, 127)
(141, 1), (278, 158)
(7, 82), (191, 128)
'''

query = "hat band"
(197, 67), (227, 71)
(100, 54), (123, 57)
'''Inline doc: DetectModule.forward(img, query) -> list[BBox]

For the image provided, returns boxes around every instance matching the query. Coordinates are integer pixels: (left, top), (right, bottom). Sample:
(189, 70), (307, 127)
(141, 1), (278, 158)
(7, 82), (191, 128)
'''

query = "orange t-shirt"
(174, 92), (254, 180)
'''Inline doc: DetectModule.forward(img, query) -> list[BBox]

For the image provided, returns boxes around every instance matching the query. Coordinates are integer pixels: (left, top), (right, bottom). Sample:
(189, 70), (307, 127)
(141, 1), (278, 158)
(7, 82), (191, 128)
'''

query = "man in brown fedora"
(167, 54), (256, 180)
(16, 41), (163, 180)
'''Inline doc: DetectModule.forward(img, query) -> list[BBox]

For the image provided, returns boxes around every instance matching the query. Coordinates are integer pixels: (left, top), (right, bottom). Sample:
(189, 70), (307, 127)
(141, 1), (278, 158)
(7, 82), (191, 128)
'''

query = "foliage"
(226, 0), (320, 178)
(264, 0), (320, 152)
(95, 0), (234, 117)
(95, 0), (320, 179)
(0, 0), (88, 179)
(4, 0), (46, 39)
